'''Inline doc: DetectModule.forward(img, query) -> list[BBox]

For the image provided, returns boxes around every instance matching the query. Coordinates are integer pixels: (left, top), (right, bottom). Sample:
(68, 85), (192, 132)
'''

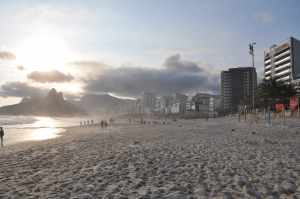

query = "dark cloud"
(0, 82), (47, 98)
(0, 51), (16, 60)
(84, 54), (219, 96)
(27, 70), (74, 83)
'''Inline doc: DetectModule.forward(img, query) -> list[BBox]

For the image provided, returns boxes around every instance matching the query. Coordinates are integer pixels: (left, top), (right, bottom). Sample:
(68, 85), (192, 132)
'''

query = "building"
(191, 93), (221, 116)
(221, 67), (257, 113)
(264, 37), (300, 86)
(193, 93), (211, 114)
(173, 93), (188, 114)
(186, 100), (195, 112)
(141, 92), (156, 113)
(209, 95), (221, 117)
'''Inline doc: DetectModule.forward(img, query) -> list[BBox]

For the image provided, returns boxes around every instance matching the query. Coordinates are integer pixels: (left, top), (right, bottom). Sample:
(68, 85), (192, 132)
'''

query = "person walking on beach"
(0, 127), (4, 147)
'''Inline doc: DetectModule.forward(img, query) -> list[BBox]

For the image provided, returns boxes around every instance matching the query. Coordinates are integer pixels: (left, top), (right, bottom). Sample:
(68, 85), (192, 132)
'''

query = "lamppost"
(249, 42), (256, 110)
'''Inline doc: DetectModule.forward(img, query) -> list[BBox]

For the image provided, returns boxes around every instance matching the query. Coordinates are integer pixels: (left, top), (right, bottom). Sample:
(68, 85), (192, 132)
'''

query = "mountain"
(0, 88), (85, 116)
(73, 94), (136, 114)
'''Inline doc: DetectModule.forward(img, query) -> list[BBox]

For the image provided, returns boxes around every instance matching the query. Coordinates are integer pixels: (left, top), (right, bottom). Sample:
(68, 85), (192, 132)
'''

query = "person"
(0, 127), (4, 147)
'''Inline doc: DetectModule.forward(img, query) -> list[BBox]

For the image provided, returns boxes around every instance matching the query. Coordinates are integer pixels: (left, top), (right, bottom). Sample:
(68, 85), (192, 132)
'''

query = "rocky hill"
(0, 88), (85, 116)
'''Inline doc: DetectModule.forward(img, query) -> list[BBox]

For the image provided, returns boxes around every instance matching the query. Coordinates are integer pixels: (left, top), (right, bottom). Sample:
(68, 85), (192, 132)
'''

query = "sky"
(0, 0), (300, 105)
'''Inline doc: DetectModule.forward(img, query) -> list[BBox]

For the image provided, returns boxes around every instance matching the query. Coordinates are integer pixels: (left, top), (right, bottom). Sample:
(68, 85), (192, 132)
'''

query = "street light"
(249, 42), (256, 110)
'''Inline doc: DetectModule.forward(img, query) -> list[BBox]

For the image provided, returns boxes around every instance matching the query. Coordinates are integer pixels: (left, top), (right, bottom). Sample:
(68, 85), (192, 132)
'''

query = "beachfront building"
(209, 95), (221, 117)
(264, 37), (300, 92)
(171, 102), (180, 114)
(173, 93), (188, 114)
(189, 93), (221, 117)
(193, 93), (211, 114)
(141, 92), (156, 113)
(221, 67), (257, 113)
(161, 96), (173, 114)
(186, 100), (196, 112)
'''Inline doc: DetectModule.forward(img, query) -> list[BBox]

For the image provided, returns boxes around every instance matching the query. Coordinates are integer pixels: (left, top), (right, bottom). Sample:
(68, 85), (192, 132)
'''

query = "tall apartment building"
(264, 37), (300, 85)
(221, 67), (257, 113)
(141, 92), (156, 113)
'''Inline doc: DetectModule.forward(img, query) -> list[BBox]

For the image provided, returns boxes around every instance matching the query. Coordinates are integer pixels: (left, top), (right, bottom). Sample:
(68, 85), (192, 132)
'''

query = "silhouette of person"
(0, 127), (4, 147)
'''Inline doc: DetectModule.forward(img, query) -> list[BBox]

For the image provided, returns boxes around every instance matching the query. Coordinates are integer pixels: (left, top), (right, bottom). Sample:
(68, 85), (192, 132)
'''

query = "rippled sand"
(0, 118), (299, 198)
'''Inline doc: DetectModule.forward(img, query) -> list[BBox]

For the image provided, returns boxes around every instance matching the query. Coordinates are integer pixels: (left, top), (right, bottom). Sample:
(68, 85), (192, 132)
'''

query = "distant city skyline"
(0, 0), (300, 105)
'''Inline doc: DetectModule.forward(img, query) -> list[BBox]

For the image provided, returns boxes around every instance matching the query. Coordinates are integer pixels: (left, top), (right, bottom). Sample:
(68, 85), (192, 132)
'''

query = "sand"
(0, 117), (299, 198)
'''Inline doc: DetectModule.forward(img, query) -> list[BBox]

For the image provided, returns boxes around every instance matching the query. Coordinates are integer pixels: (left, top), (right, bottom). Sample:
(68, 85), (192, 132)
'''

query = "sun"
(16, 29), (71, 71)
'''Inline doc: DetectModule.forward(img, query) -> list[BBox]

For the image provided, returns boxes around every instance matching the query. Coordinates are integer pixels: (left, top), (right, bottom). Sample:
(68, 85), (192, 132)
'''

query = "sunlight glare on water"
(29, 128), (62, 141)
(28, 117), (63, 141)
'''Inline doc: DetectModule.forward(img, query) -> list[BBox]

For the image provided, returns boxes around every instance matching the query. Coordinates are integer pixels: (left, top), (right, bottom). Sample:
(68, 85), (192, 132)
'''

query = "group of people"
(79, 120), (109, 128)
(80, 120), (95, 127)
(100, 120), (108, 128)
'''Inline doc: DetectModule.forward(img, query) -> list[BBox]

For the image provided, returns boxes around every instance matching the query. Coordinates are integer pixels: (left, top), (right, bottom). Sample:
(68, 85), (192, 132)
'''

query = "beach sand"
(0, 118), (299, 198)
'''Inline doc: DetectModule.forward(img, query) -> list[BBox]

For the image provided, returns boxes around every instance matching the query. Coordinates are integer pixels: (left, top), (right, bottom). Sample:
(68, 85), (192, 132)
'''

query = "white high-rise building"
(264, 37), (300, 85)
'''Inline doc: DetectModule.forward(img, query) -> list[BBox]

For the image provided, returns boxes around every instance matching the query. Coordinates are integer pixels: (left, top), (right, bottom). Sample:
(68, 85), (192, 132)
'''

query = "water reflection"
(4, 116), (84, 146)
(29, 117), (62, 141)
(29, 127), (62, 141)
(32, 117), (57, 128)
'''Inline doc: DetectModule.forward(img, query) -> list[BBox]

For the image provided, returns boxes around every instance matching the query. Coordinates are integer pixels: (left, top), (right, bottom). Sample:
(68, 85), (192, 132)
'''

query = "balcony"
(274, 49), (290, 60)
(265, 59), (271, 64)
(275, 62), (290, 71)
(265, 64), (272, 70)
(265, 70), (271, 75)
(275, 56), (290, 65)
(274, 46), (290, 57)
(276, 75), (290, 82)
(274, 69), (290, 77)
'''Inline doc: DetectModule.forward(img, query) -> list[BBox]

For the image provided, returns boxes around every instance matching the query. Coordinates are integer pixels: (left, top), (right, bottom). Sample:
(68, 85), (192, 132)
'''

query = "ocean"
(0, 115), (91, 146)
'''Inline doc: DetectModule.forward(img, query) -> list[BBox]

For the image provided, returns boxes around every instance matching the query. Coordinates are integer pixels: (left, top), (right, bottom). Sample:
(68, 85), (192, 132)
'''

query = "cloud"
(69, 61), (107, 68)
(164, 54), (203, 72)
(255, 12), (273, 24)
(0, 82), (47, 98)
(17, 65), (25, 71)
(84, 54), (219, 96)
(0, 51), (16, 60)
(0, 81), (79, 100)
(27, 70), (74, 83)
(67, 61), (108, 75)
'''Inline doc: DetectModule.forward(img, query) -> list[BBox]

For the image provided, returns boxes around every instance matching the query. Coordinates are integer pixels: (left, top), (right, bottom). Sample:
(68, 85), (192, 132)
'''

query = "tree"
(256, 79), (296, 109)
